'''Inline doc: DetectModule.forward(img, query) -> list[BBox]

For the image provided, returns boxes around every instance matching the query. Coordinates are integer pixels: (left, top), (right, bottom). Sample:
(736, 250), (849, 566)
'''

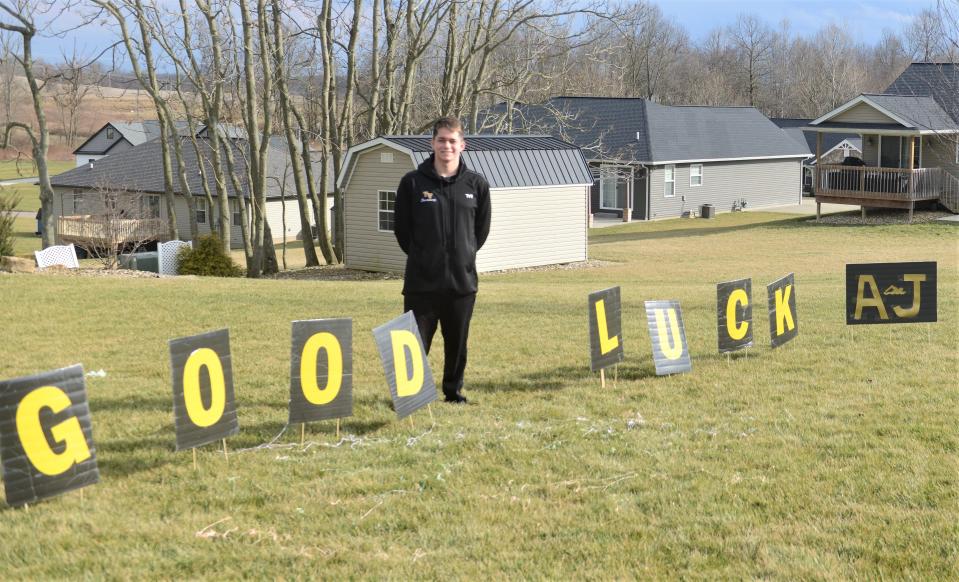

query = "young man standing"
(393, 116), (492, 404)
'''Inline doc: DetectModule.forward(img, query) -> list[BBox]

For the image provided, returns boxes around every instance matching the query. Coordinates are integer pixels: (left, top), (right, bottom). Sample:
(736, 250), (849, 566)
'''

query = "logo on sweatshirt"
(420, 191), (437, 203)
(465, 193), (474, 199)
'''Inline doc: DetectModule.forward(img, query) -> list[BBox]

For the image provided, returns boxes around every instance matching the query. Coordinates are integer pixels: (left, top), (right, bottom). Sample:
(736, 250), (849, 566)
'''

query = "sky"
(24, 0), (941, 65)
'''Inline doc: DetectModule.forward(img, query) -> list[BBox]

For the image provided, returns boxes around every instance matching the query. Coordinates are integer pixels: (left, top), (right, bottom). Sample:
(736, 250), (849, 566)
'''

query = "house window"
(664, 165), (675, 197)
(690, 164), (703, 187)
(142, 195), (161, 218)
(196, 198), (208, 224)
(72, 190), (84, 213)
(599, 166), (620, 210)
(231, 199), (241, 225)
(378, 190), (396, 232)
(106, 127), (115, 140)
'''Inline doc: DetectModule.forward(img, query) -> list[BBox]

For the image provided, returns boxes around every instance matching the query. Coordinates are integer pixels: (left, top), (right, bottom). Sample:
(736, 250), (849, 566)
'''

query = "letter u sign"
(644, 300), (691, 375)
(0, 365), (100, 507)
(169, 329), (239, 451)
(289, 319), (353, 424)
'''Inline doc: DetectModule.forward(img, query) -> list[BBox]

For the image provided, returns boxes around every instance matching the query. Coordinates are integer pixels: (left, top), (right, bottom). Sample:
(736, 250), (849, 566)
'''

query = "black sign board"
(289, 319), (353, 424)
(717, 278), (753, 353)
(846, 262), (937, 325)
(588, 286), (625, 372)
(372, 311), (437, 420)
(767, 273), (798, 348)
(169, 329), (239, 451)
(0, 365), (99, 507)
(644, 300), (692, 375)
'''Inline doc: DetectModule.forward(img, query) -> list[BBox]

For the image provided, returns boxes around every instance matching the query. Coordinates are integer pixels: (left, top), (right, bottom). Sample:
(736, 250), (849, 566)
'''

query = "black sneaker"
(444, 393), (469, 404)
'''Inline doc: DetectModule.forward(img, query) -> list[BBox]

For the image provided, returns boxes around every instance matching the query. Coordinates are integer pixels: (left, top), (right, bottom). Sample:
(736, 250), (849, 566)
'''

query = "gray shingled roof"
(480, 97), (807, 163)
(380, 135), (593, 188)
(54, 135), (295, 199)
(770, 118), (861, 155)
(884, 62), (959, 125)
(863, 94), (957, 130)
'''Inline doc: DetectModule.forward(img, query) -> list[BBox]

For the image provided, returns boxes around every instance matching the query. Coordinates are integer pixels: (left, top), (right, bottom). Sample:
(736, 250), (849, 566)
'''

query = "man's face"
(431, 127), (465, 165)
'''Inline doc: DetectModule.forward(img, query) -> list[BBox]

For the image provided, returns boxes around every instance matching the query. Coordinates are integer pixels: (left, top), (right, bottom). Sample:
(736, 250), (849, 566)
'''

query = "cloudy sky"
(26, 0), (940, 64)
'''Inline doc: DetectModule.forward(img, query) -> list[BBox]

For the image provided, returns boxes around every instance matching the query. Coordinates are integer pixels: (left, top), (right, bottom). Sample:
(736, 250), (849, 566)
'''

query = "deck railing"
(940, 171), (959, 213)
(817, 165), (944, 201)
(57, 215), (169, 245)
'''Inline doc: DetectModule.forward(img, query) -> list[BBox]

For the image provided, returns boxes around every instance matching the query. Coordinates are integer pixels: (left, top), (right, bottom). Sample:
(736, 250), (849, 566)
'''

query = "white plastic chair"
(158, 240), (192, 276)
(34, 243), (80, 270)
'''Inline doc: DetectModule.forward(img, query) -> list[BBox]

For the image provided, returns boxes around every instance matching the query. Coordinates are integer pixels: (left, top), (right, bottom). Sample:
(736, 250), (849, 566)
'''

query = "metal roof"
(370, 135), (593, 189)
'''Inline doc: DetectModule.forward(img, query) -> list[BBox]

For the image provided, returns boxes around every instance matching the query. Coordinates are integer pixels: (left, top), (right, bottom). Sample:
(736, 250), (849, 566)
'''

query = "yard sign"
(168, 329), (239, 451)
(0, 365), (99, 507)
(289, 319), (353, 424)
(767, 273), (798, 348)
(717, 278), (753, 353)
(846, 262), (937, 325)
(644, 300), (691, 375)
(372, 311), (437, 420)
(588, 286), (625, 372)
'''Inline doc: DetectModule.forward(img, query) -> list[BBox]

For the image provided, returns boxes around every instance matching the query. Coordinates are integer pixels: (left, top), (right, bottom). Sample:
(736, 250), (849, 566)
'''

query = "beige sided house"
(338, 135), (593, 273)
(807, 63), (959, 219)
(52, 132), (324, 250)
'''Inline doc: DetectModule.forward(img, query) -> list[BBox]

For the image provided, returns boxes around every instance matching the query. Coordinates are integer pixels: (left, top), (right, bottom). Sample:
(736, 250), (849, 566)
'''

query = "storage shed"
(338, 135), (593, 273)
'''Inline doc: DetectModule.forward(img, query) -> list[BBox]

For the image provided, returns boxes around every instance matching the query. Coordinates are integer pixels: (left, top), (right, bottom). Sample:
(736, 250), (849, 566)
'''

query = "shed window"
(690, 164), (703, 187)
(664, 165), (675, 197)
(196, 198), (208, 224)
(378, 190), (396, 232)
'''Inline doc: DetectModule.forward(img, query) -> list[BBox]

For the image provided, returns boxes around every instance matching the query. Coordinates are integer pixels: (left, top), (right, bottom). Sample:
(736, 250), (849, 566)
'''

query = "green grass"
(9, 217), (41, 257)
(0, 159), (73, 181)
(0, 212), (956, 579)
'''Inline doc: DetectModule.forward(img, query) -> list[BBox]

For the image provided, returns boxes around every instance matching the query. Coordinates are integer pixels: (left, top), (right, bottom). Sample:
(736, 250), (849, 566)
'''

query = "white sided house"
(338, 135), (593, 273)
(52, 133), (322, 249)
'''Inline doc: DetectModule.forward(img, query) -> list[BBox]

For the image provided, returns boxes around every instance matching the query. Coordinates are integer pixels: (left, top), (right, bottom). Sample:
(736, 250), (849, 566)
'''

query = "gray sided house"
(52, 133), (317, 249)
(807, 62), (959, 216)
(338, 135), (593, 273)
(771, 118), (862, 194)
(72, 120), (191, 167)
(482, 97), (809, 220)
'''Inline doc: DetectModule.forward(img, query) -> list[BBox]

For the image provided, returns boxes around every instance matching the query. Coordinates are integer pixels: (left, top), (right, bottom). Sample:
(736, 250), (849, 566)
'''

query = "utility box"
(701, 204), (715, 219)
(120, 251), (159, 273)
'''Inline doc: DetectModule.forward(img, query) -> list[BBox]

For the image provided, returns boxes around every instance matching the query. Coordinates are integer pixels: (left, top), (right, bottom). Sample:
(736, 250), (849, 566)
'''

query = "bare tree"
(0, 30), (22, 128)
(728, 14), (774, 108)
(50, 46), (98, 146)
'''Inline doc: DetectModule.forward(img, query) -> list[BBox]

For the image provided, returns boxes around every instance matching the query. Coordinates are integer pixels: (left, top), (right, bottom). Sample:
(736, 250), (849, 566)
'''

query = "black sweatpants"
(403, 292), (476, 398)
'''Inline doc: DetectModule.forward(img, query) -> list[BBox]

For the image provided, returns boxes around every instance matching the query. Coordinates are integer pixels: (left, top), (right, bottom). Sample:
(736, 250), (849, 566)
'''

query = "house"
(52, 131), (322, 249)
(481, 97), (810, 220)
(337, 135), (593, 273)
(72, 120), (191, 167)
(807, 62), (959, 217)
(771, 118), (862, 194)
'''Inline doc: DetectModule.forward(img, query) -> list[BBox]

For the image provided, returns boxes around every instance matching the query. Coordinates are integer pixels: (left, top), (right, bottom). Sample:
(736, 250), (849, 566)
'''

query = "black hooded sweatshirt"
(394, 155), (492, 295)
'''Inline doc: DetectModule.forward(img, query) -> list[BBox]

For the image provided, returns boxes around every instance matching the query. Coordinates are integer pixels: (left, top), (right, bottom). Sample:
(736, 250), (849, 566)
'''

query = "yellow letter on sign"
(854, 275), (889, 320)
(774, 285), (795, 335)
(391, 330), (424, 397)
(183, 348), (226, 428)
(16, 386), (92, 476)
(892, 274), (926, 318)
(300, 332), (343, 405)
(595, 299), (620, 355)
(654, 308), (684, 360)
(726, 289), (750, 341)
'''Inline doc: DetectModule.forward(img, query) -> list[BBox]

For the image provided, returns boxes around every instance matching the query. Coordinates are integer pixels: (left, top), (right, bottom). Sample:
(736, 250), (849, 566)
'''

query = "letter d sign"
(373, 311), (437, 420)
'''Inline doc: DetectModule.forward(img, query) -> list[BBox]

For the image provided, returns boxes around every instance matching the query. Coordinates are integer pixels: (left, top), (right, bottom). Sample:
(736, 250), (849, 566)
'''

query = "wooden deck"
(56, 215), (169, 246)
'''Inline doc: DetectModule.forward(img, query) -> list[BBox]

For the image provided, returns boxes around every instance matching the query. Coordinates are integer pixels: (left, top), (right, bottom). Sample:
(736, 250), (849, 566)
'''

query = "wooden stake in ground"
(427, 404), (434, 424)
(336, 419), (340, 440)
(301, 423), (306, 446)
(193, 448), (198, 471)
(222, 439), (229, 464)
(409, 415), (415, 429)
(600, 368), (606, 388)
(614, 365), (618, 386)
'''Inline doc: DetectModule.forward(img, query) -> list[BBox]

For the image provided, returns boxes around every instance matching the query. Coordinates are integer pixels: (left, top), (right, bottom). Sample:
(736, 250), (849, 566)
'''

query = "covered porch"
(56, 214), (170, 247)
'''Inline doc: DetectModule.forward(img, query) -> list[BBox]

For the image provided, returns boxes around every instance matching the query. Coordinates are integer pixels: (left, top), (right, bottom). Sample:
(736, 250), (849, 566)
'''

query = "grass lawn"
(0, 212), (955, 578)
(9, 217), (41, 257)
(0, 159), (73, 181)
